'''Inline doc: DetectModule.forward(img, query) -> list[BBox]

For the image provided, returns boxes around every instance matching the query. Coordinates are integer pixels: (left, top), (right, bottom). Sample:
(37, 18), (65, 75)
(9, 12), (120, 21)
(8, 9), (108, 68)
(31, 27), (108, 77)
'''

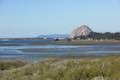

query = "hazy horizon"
(0, 0), (120, 35)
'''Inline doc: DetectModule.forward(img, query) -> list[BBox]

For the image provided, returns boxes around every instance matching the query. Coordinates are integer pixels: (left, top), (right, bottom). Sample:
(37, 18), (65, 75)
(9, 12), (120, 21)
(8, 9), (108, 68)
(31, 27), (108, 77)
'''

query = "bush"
(0, 56), (120, 80)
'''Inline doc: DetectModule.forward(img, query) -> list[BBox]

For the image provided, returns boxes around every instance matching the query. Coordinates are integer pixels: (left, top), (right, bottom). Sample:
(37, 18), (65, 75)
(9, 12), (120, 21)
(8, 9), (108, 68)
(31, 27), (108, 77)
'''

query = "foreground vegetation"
(0, 60), (27, 71)
(0, 56), (120, 80)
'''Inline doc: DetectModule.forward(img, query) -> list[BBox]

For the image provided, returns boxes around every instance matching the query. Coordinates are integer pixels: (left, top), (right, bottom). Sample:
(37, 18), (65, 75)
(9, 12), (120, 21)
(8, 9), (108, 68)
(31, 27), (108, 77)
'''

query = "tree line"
(73, 32), (120, 40)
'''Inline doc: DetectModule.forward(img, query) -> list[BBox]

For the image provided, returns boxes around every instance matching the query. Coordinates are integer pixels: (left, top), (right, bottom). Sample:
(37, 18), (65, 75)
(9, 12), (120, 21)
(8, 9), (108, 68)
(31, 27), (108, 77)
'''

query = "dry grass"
(0, 56), (120, 80)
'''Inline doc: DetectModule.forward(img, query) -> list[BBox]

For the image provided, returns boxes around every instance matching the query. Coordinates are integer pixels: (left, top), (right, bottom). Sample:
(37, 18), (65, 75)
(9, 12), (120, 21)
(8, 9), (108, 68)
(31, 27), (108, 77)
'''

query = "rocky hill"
(70, 25), (93, 38)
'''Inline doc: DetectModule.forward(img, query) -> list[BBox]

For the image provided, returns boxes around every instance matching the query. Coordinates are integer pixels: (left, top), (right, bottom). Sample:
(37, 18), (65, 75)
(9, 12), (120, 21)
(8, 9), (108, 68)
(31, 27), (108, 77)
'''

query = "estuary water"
(0, 44), (120, 62)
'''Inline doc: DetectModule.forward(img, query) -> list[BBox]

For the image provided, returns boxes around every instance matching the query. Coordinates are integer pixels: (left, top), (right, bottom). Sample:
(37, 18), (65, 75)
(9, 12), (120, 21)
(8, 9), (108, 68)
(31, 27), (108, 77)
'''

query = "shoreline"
(0, 40), (120, 46)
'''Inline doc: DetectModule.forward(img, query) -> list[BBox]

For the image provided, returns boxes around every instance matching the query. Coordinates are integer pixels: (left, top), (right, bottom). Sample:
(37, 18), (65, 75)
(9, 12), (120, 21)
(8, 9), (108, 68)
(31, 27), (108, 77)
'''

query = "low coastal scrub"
(0, 60), (27, 71)
(0, 56), (120, 80)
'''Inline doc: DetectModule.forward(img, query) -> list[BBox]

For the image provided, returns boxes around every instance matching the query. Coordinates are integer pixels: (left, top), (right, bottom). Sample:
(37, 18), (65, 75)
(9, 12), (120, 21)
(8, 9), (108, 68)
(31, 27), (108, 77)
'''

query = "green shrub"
(0, 56), (120, 80)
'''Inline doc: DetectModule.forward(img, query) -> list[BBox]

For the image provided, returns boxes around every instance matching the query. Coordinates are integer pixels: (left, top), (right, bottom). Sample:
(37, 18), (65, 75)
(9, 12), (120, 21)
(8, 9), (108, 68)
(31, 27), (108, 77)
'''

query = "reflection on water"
(0, 45), (120, 61)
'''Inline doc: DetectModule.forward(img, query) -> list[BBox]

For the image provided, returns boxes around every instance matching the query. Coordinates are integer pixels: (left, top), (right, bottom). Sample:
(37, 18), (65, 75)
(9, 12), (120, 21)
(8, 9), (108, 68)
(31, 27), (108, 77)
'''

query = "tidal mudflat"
(0, 44), (120, 62)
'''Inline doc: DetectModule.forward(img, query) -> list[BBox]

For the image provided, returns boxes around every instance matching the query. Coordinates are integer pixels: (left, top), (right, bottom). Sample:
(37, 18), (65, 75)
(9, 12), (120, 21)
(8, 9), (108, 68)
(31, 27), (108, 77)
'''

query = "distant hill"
(70, 24), (120, 40)
(38, 34), (69, 39)
(70, 25), (93, 38)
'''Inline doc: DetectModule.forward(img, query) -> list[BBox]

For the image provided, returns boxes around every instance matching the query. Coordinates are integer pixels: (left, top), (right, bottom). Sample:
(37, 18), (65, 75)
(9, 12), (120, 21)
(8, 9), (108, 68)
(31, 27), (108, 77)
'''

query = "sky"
(0, 0), (120, 37)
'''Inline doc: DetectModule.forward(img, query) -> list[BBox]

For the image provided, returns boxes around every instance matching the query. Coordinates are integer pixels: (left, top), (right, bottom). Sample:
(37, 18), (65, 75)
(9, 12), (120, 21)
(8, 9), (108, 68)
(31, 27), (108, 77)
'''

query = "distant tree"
(55, 38), (59, 41)
(114, 32), (120, 40)
(66, 38), (71, 42)
(73, 36), (77, 40)
(73, 32), (120, 40)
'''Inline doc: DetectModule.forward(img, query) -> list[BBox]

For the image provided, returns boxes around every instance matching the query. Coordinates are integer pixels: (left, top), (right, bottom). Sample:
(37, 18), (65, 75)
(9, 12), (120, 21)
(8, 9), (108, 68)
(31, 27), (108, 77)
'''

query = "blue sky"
(0, 0), (120, 36)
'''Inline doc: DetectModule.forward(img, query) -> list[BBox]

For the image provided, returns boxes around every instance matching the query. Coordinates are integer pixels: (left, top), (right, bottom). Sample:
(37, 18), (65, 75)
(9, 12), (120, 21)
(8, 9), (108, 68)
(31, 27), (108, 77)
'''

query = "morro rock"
(70, 25), (93, 38)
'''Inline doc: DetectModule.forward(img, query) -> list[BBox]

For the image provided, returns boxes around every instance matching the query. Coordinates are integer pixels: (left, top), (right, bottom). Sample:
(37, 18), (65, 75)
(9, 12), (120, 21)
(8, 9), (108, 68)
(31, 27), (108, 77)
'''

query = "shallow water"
(0, 39), (51, 44)
(0, 45), (120, 62)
